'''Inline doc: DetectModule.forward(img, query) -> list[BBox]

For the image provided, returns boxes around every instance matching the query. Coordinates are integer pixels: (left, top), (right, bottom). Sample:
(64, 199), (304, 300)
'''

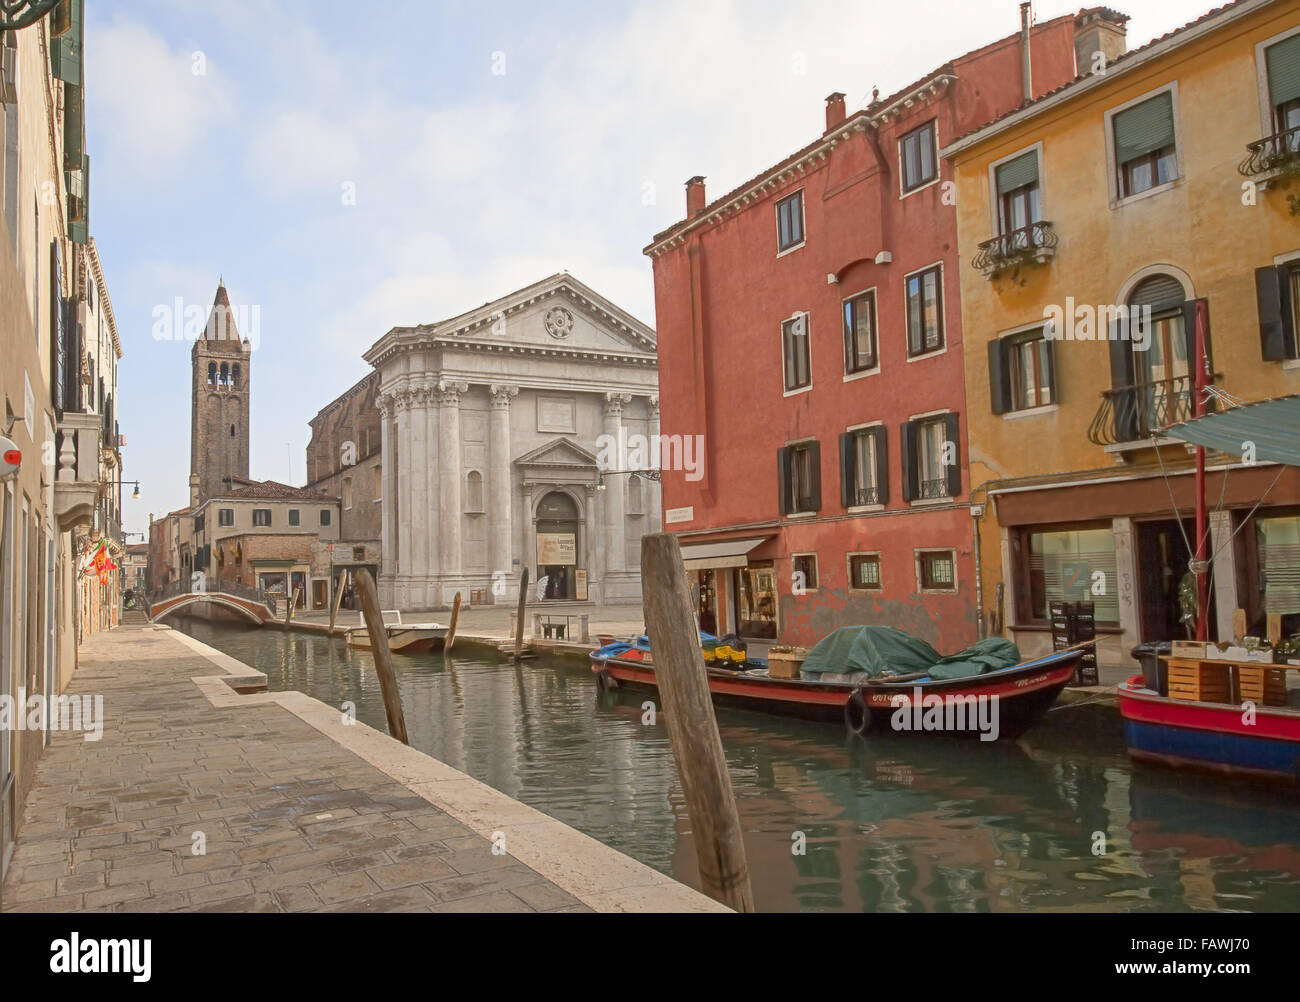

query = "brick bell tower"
(190, 280), (251, 502)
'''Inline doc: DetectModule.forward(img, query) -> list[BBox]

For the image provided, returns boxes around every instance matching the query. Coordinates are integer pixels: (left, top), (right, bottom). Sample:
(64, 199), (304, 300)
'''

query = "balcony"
(849, 486), (880, 507)
(53, 412), (102, 530)
(918, 478), (949, 501)
(1239, 125), (1300, 187)
(1087, 375), (1196, 447)
(971, 221), (1059, 280)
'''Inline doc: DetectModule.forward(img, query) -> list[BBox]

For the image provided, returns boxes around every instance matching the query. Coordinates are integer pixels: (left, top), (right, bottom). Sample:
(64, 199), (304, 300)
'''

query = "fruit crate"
(767, 647), (808, 680)
(1165, 659), (1232, 704)
(1236, 666), (1288, 708)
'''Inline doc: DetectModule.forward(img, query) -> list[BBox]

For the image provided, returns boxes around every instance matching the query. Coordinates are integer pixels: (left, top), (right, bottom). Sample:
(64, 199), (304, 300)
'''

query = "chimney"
(1020, 3), (1033, 104)
(1074, 7), (1129, 77)
(685, 176), (707, 218)
(824, 91), (847, 134)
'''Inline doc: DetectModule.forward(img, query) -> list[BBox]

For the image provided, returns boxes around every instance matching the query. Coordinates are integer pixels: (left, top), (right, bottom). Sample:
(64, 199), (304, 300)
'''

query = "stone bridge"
(147, 578), (278, 625)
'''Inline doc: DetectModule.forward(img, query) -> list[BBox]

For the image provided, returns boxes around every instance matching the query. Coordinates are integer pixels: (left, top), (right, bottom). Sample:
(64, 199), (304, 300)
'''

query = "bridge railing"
(146, 576), (277, 617)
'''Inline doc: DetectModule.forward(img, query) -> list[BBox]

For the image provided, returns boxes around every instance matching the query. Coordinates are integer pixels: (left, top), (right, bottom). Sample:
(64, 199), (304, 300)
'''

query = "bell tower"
(190, 281), (251, 502)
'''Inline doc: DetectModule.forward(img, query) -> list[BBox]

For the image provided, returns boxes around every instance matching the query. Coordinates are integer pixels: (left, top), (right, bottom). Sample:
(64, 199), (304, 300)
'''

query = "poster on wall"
(537, 533), (577, 566)
(576, 569), (588, 601)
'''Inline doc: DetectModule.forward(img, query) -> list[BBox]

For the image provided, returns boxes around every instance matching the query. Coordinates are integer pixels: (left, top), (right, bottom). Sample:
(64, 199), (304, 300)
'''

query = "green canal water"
(177, 619), (1300, 913)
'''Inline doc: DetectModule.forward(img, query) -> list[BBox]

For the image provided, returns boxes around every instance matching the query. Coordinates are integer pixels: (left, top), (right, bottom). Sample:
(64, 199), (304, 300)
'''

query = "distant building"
(122, 544), (149, 595)
(362, 273), (659, 609)
(190, 282), (252, 503)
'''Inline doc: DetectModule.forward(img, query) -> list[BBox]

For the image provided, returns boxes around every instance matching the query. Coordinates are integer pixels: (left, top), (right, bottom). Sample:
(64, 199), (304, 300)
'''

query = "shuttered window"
(996, 151), (1038, 194)
(1259, 516), (1300, 616)
(779, 442), (821, 515)
(1113, 92), (1178, 196)
(1267, 35), (1300, 110)
(782, 314), (811, 391)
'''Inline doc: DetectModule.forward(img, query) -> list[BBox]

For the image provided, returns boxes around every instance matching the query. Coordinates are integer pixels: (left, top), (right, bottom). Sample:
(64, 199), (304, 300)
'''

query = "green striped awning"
(1164, 394), (1300, 467)
(1267, 33), (1300, 108)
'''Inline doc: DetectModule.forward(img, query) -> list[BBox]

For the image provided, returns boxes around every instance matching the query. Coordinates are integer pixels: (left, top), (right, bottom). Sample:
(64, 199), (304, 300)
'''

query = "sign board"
(665, 506), (694, 525)
(575, 569), (588, 602)
(537, 532), (577, 566)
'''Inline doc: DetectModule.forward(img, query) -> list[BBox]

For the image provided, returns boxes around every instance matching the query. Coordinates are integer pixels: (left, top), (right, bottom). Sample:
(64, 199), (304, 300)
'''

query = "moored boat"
(590, 635), (1086, 738)
(346, 612), (447, 654)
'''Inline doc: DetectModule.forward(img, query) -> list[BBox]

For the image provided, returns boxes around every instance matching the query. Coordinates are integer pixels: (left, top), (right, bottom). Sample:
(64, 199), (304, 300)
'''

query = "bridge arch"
(149, 593), (269, 625)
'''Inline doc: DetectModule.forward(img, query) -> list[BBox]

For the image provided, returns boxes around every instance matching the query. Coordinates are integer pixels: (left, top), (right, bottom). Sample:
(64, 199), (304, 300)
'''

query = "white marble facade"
(363, 274), (660, 609)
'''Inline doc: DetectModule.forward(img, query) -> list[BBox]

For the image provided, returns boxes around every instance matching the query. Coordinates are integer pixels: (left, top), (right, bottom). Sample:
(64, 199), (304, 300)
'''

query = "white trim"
(775, 188), (807, 257)
(902, 260), (946, 359)
(898, 118), (941, 200)
(1115, 263), (1196, 304)
(780, 311), (813, 396)
(1002, 403), (1059, 421)
(914, 547), (959, 594)
(846, 551), (883, 593)
(1104, 81), (1185, 209)
(907, 407), (951, 422)
(1255, 23), (1300, 138)
(841, 285), (879, 378)
(845, 419), (884, 433)
(987, 458), (1281, 496)
(986, 141), (1045, 236)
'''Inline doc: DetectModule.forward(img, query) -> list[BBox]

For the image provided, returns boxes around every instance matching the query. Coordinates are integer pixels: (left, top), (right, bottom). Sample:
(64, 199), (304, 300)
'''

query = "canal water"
(177, 619), (1300, 912)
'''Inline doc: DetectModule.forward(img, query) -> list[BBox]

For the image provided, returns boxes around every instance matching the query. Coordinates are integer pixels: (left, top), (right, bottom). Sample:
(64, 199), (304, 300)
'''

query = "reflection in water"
(178, 620), (1300, 913)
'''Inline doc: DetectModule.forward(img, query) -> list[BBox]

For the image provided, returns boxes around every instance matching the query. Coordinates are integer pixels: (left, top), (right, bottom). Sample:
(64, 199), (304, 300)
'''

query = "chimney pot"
(824, 91), (847, 134)
(1074, 7), (1129, 77)
(685, 176), (707, 218)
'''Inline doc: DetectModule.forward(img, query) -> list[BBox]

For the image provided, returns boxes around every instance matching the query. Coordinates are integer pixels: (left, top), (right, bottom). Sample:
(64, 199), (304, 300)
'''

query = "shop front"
(679, 536), (775, 640)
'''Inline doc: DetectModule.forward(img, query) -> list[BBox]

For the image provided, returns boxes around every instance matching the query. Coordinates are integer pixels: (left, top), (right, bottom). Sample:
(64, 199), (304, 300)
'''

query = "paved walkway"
(1, 625), (724, 913)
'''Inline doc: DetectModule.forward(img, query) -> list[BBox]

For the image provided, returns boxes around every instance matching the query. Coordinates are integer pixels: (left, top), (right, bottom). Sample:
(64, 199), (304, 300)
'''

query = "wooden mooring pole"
(445, 592), (462, 654)
(641, 533), (754, 913)
(284, 586), (301, 627)
(354, 568), (409, 745)
(513, 569), (529, 664)
(329, 569), (347, 633)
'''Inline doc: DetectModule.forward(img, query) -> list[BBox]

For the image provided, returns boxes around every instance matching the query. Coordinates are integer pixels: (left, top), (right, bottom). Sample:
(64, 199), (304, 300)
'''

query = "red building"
(645, 6), (1120, 650)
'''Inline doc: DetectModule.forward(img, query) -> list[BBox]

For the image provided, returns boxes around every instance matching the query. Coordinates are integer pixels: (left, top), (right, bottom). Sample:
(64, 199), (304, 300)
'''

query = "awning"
(1164, 395), (1300, 467)
(680, 537), (771, 571)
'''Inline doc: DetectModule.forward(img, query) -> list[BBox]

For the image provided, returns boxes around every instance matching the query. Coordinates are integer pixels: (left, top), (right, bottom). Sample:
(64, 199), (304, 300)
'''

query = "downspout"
(971, 485), (988, 639)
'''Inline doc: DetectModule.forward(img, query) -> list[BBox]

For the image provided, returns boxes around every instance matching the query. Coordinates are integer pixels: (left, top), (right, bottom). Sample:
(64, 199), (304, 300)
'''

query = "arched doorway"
(535, 491), (579, 601)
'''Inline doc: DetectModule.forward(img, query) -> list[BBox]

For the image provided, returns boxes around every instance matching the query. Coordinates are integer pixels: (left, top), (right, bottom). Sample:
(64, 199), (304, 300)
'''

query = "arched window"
(1121, 272), (1190, 437)
(220, 362), (229, 386)
(232, 363), (241, 388)
(208, 362), (217, 385)
(466, 471), (484, 512)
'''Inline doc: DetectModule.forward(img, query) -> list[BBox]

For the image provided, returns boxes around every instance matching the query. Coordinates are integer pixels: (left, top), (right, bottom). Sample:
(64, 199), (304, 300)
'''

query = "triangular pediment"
(514, 437), (599, 471)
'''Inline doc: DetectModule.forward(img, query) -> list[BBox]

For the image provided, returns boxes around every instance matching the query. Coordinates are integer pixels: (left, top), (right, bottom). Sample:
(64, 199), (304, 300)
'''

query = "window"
(995, 151), (1041, 235)
(1112, 91), (1178, 198)
(320, 509), (332, 527)
(288, 509), (300, 527)
(989, 328), (1056, 414)
(218, 508), (234, 527)
(899, 120), (938, 193)
(194, 515), (205, 534)
(905, 266), (944, 356)
(1026, 525), (1119, 626)
(849, 554), (882, 592)
(1265, 34), (1300, 139)
(792, 553), (818, 592)
(843, 291), (877, 374)
(776, 191), (804, 252)
(1256, 262), (1300, 362)
(782, 314), (811, 392)
(902, 414), (959, 502)
(840, 426), (887, 508)
(252, 509), (271, 527)
(778, 441), (820, 515)
(917, 550), (956, 592)
(343, 477), (353, 509)
(1258, 516), (1300, 623)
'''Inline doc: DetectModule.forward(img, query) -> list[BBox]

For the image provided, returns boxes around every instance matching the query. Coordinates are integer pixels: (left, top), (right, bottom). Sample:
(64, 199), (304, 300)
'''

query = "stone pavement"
(0, 625), (725, 914)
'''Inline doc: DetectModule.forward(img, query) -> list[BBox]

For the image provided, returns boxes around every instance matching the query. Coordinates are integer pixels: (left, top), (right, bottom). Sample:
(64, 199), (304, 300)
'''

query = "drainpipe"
(971, 487), (987, 639)
(1019, 2), (1033, 104)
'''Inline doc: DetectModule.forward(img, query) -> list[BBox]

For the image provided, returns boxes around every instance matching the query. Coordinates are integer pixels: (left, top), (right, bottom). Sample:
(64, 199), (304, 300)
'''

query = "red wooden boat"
(590, 638), (1086, 739)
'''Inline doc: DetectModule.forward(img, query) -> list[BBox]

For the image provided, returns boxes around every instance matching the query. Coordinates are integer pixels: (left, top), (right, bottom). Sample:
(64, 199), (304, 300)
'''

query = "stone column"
(396, 389), (414, 599)
(1113, 517), (1141, 656)
(424, 384), (440, 587)
(584, 484), (600, 603)
(378, 393), (396, 588)
(408, 383), (430, 605)
(602, 393), (631, 578)
(489, 385), (519, 581)
(522, 481), (537, 584)
(1210, 509), (1238, 644)
(647, 395), (662, 533)
(438, 382), (468, 588)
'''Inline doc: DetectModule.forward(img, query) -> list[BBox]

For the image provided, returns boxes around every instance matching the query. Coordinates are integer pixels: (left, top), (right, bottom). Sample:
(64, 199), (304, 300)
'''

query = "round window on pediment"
(544, 307), (575, 340)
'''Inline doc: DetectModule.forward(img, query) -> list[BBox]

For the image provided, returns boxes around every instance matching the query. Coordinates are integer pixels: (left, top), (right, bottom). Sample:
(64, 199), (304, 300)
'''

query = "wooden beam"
(514, 569), (529, 663)
(354, 568), (409, 745)
(328, 569), (347, 633)
(641, 533), (753, 912)
(284, 586), (300, 627)
(445, 592), (462, 654)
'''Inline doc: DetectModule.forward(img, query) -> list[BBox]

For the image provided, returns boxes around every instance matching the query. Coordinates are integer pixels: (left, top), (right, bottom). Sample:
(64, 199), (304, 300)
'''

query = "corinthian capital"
(490, 384), (520, 409)
(437, 380), (470, 407)
(603, 392), (633, 417)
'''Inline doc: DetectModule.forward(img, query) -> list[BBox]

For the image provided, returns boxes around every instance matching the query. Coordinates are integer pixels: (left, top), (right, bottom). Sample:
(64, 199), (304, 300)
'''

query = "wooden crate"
(767, 649), (807, 680)
(1166, 659), (1232, 703)
(1236, 666), (1288, 708)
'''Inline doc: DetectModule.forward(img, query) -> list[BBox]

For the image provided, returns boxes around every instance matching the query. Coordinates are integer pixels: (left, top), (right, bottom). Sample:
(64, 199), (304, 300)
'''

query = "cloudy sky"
(87, 0), (1216, 536)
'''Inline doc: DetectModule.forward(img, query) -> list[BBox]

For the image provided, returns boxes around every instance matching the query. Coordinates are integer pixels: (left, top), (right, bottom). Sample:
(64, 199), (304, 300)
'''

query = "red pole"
(1193, 300), (1209, 643)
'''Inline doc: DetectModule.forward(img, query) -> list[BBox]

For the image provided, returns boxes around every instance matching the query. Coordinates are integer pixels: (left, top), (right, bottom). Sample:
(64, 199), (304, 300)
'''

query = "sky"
(86, 0), (1220, 538)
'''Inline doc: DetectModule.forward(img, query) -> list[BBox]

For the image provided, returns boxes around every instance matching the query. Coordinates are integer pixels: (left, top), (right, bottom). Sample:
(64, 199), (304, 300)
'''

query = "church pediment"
(514, 438), (599, 472)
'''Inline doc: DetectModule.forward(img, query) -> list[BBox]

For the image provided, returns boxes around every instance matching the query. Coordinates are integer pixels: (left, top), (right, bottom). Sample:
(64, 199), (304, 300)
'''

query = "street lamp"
(0, 1), (62, 31)
(596, 469), (661, 492)
(105, 479), (142, 499)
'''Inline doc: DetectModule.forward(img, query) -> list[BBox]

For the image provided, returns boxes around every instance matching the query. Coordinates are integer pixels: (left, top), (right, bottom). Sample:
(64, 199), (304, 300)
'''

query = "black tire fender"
(845, 687), (873, 737)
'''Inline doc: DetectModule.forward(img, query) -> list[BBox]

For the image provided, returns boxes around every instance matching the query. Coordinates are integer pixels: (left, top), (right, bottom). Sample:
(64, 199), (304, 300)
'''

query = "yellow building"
(944, 0), (1300, 668)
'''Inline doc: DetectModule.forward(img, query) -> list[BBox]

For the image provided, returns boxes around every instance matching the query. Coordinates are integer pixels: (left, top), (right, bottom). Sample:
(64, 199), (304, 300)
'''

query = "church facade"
(362, 274), (660, 609)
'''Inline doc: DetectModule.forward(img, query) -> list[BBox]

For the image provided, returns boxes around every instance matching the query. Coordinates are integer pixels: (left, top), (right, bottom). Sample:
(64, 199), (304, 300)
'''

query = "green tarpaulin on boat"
(799, 626), (1021, 681)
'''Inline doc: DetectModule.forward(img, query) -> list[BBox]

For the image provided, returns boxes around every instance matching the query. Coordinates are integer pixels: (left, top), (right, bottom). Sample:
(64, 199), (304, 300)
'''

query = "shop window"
(1025, 525), (1120, 626)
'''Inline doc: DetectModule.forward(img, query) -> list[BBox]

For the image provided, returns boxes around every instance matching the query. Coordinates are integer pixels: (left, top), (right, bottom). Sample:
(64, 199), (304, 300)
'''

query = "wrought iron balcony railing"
(1087, 375), (1196, 447)
(918, 477), (949, 501)
(850, 486), (880, 507)
(1239, 125), (1300, 179)
(971, 221), (1059, 279)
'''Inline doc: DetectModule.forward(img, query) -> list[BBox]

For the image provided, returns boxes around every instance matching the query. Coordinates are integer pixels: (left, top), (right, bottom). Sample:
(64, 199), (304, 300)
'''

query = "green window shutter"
(995, 151), (1038, 194)
(777, 448), (793, 515)
(1256, 266), (1294, 362)
(1267, 34), (1300, 108)
(1113, 92), (1175, 164)
(987, 338), (1011, 415)
(838, 432), (855, 508)
(50, 0), (83, 86)
(899, 422), (917, 502)
(944, 413), (962, 499)
(63, 82), (84, 170)
(70, 154), (88, 244)
(872, 427), (889, 507)
(807, 441), (822, 512)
